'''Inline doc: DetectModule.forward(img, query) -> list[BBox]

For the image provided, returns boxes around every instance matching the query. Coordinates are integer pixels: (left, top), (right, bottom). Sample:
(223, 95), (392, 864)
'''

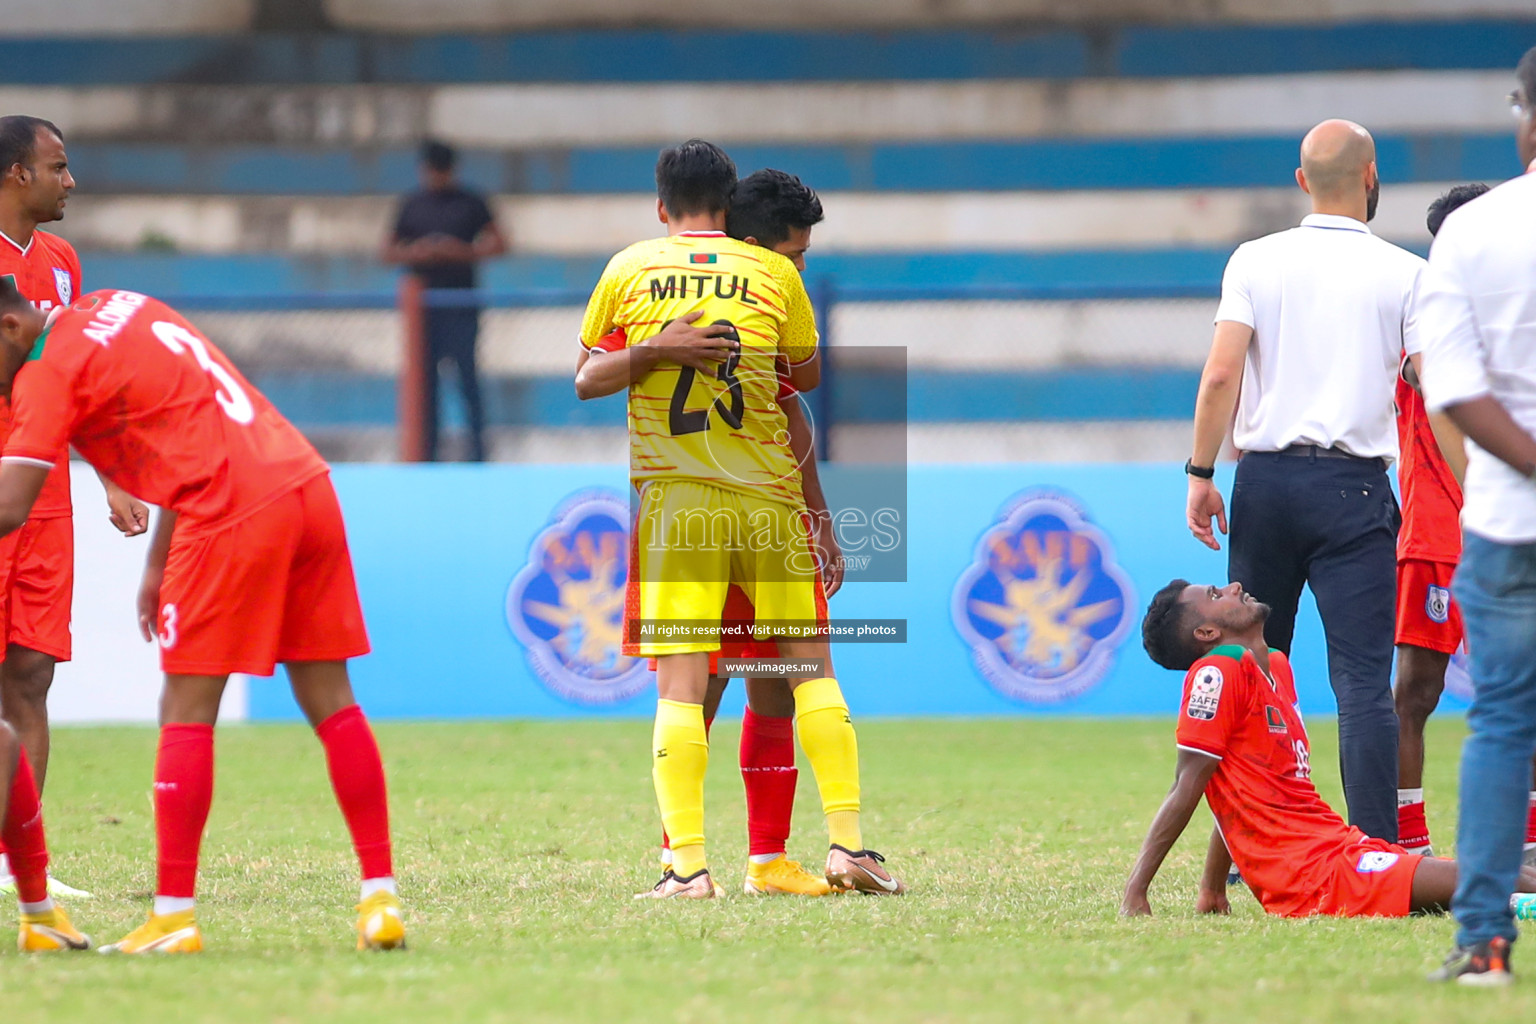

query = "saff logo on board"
(506, 490), (651, 705)
(951, 489), (1134, 704)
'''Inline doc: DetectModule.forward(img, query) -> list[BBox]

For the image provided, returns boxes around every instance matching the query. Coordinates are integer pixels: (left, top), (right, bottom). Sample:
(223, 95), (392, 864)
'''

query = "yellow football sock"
(793, 677), (862, 851)
(652, 699), (709, 877)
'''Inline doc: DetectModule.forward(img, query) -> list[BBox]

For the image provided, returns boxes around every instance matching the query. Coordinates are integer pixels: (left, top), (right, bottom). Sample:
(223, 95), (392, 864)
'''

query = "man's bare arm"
(96, 467), (149, 537)
(783, 398), (844, 597)
(1442, 394), (1536, 480)
(0, 462), (49, 538)
(1407, 352), (1469, 485)
(1186, 321), (1252, 551)
(1121, 748), (1221, 916)
(137, 509), (178, 642)
(573, 314), (738, 401)
(1196, 824), (1233, 914)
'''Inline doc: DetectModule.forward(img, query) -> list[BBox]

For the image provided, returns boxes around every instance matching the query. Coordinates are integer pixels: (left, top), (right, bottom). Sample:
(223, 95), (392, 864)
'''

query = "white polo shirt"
(1214, 214), (1425, 461)
(1419, 171), (1536, 543)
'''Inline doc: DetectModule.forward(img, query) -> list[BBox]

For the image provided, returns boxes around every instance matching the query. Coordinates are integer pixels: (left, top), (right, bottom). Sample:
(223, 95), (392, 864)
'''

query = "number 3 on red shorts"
(158, 603), (179, 649)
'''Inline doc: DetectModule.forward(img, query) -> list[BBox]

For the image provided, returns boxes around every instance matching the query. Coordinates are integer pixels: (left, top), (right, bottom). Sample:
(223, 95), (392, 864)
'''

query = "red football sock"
(662, 714), (714, 853)
(1526, 791), (1536, 846)
(1397, 800), (1431, 851)
(740, 706), (797, 858)
(2, 747), (49, 904)
(154, 723), (215, 899)
(316, 705), (394, 880)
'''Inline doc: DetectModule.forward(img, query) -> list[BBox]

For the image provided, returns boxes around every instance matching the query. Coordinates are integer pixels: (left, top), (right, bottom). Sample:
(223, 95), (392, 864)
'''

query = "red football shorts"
(156, 474), (370, 676)
(1317, 836), (1422, 917)
(1395, 559), (1463, 654)
(645, 585), (782, 676)
(0, 515), (73, 662)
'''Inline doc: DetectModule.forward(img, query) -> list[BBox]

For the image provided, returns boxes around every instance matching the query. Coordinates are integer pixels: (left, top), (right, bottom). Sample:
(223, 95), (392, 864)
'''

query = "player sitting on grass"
(0, 716), (89, 950)
(1124, 579), (1536, 924)
(0, 281), (404, 954)
(580, 168), (841, 897)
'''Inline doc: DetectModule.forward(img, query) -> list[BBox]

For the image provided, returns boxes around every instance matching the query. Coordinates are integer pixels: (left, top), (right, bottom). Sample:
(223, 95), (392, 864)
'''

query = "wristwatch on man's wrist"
(1184, 459), (1215, 480)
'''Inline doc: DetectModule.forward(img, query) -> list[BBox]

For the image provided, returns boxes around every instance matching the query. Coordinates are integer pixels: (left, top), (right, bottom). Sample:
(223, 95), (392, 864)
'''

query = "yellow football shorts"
(626, 479), (827, 656)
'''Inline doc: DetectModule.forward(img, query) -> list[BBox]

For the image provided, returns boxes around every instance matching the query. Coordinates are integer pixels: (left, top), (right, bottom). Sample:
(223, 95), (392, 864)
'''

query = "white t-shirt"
(1214, 214), (1425, 461)
(1419, 171), (1536, 543)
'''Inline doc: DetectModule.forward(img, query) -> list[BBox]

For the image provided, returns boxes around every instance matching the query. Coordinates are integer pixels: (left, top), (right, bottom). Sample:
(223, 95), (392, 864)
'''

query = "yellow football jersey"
(580, 231), (819, 507)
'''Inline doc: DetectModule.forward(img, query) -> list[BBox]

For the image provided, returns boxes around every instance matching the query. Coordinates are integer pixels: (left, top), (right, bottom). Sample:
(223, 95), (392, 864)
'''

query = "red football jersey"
(0, 230), (79, 517)
(1395, 373), (1462, 564)
(1175, 646), (1364, 918)
(4, 290), (327, 532)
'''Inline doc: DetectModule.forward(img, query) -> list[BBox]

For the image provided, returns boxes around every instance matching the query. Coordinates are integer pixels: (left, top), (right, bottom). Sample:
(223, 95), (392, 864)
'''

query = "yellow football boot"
(98, 910), (202, 954)
(18, 904), (92, 951)
(744, 855), (833, 896)
(356, 890), (406, 951)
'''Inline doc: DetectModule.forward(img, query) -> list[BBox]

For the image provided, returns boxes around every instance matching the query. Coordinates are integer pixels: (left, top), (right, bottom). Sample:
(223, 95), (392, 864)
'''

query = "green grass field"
(0, 716), (1526, 1021)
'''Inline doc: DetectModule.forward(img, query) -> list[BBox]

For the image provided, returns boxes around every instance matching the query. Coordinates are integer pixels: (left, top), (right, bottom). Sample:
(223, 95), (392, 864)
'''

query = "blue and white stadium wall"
(6, 17), (1531, 461)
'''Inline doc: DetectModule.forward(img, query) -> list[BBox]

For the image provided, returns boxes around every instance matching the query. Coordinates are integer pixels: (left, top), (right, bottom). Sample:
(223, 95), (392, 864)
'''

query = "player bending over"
(576, 140), (902, 898)
(1124, 579), (1536, 921)
(579, 168), (840, 897)
(0, 281), (403, 954)
(0, 716), (90, 950)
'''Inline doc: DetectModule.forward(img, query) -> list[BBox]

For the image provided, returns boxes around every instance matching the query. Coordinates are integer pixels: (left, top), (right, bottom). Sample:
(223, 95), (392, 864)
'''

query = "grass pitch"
(1, 716), (1526, 1022)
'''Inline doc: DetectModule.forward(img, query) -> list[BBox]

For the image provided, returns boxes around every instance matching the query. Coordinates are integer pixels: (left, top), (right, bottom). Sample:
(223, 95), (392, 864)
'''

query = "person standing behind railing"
(382, 139), (508, 462)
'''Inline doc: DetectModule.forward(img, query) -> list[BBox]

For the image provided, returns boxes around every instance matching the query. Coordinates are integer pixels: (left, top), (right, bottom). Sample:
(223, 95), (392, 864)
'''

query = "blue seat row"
(66, 133), (1523, 195)
(4, 21), (1535, 84)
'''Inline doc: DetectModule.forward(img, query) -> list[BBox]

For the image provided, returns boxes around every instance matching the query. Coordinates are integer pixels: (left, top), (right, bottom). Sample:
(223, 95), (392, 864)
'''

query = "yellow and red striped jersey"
(579, 231), (818, 507)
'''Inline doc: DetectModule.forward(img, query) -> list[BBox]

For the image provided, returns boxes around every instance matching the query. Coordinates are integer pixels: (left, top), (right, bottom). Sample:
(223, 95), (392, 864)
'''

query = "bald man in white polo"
(1185, 120), (1423, 842)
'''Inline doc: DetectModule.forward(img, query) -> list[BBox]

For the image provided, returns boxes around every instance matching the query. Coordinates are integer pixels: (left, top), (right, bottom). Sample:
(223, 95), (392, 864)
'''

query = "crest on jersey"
(506, 489), (650, 705)
(1187, 665), (1224, 720)
(1356, 851), (1400, 874)
(1426, 585), (1451, 624)
(51, 268), (71, 305)
(952, 489), (1134, 704)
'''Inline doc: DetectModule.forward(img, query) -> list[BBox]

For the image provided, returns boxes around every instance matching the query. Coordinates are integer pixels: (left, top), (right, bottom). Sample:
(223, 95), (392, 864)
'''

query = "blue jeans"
(1452, 532), (1536, 947)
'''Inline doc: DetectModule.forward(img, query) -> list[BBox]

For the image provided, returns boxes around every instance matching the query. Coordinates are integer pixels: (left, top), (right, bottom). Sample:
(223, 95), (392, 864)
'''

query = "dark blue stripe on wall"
(67, 134), (1526, 195)
(3, 22), (1535, 84)
(78, 249), (1236, 298)
(254, 368), (1198, 429)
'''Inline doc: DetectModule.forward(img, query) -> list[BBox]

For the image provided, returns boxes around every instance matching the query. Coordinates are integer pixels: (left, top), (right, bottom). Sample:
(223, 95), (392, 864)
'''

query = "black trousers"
(1228, 450), (1400, 842)
(422, 306), (486, 463)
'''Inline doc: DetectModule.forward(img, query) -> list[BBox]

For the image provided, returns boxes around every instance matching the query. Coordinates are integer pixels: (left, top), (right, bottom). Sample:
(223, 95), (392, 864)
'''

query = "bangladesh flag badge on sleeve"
(689, 253), (717, 264)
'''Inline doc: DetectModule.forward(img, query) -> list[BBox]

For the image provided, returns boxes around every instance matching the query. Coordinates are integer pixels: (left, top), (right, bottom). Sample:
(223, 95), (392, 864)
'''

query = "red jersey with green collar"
(0, 229), (80, 518)
(1175, 645), (1362, 917)
(3, 290), (326, 530)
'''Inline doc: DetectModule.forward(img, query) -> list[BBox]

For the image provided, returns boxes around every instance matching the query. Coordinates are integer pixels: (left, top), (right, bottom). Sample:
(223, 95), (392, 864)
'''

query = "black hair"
(0, 116), (63, 176)
(420, 139), (456, 173)
(1141, 578), (1205, 672)
(1426, 183), (1490, 237)
(1519, 46), (1536, 111)
(655, 139), (736, 218)
(726, 168), (825, 248)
